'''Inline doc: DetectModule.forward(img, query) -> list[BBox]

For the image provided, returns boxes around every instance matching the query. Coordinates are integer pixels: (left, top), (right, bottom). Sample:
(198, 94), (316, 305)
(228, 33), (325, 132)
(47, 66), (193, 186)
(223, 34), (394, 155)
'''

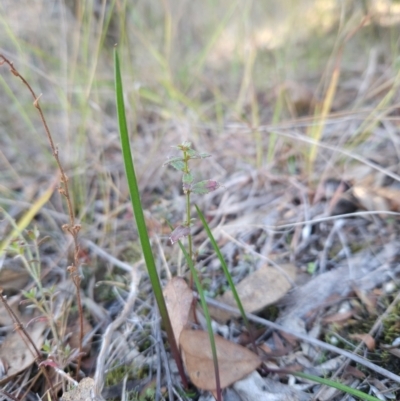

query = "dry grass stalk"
(0, 54), (85, 380)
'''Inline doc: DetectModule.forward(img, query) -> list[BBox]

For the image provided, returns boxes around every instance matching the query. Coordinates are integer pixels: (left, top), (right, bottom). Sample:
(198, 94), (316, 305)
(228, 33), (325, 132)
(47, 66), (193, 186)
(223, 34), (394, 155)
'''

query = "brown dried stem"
(0, 389), (21, 401)
(0, 290), (57, 400)
(0, 55), (84, 379)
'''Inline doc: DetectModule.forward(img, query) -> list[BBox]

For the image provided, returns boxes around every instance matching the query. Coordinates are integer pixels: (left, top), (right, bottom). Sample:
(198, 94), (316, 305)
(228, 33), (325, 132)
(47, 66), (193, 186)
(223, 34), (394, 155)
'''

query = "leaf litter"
(209, 263), (296, 323)
(163, 277), (193, 344)
(3, 3), (400, 401)
(0, 321), (46, 386)
(179, 329), (261, 391)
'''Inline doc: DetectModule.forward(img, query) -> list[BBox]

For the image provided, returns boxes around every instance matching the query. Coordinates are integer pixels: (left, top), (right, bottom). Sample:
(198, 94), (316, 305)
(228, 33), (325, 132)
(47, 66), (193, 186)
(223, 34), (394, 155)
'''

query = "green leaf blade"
(169, 160), (185, 171)
(192, 180), (221, 195)
(183, 172), (194, 184)
(195, 205), (250, 330)
(113, 48), (187, 387)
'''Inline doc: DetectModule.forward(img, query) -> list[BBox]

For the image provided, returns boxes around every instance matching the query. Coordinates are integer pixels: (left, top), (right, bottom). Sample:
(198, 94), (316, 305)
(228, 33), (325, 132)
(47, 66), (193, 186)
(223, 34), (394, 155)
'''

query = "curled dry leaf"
(349, 333), (376, 351)
(163, 277), (193, 344)
(210, 264), (296, 323)
(180, 329), (261, 391)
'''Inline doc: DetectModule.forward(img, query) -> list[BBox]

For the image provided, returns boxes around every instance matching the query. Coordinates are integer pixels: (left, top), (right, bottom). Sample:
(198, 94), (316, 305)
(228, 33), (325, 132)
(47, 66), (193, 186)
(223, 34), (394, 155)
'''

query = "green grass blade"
(177, 240), (222, 399)
(113, 47), (187, 387)
(293, 371), (381, 401)
(195, 205), (251, 331)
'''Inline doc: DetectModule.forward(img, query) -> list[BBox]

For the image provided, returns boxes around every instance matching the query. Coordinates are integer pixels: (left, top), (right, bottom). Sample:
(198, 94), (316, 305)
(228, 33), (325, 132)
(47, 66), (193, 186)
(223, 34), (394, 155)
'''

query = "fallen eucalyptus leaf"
(180, 329), (261, 391)
(210, 264), (296, 322)
(0, 322), (46, 386)
(163, 277), (193, 344)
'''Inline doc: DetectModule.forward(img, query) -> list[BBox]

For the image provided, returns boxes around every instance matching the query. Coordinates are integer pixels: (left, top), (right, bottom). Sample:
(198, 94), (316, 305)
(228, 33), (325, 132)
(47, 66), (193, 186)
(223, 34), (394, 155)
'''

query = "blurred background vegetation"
(2, 0), (400, 262)
(1, 0), (400, 263)
(0, 0), (400, 245)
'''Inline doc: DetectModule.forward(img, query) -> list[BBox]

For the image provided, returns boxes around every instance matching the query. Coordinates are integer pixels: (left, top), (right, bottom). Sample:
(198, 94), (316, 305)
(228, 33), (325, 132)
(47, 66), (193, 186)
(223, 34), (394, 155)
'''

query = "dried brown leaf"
(353, 287), (377, 315)
(0, 322), (46, 385)
(180, 329), (261, 391)
(272, 332), (286, 354)
(349, 333), (376, 351)
(352, 186), (390, 214)
(323, 310), (354, 323)
(210, 264), (296, 322)
(0, 268), (30, 291)
(344, 365), (366, 379)
(375, 186), (400, 211)
(163, 277), (193, 344)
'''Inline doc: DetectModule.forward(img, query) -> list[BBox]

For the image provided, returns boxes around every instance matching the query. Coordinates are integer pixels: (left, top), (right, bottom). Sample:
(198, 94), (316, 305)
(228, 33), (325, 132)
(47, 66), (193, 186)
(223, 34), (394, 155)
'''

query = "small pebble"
(329, 336), (339, 345)
(391, 337), (400, 347)
(384, 281), (396, 294)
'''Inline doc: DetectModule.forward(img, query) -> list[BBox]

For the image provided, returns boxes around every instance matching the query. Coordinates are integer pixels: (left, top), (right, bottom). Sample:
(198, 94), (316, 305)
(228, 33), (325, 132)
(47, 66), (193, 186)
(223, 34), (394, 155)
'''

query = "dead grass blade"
(93, 268), (141, 397)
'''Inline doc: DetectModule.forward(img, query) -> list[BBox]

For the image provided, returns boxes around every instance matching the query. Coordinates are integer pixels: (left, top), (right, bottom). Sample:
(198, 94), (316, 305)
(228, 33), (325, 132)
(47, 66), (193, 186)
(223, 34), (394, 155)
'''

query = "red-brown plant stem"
(0, 55), (84, 379)
(0, 290), (57, 400)
(0, 389), (21, 401)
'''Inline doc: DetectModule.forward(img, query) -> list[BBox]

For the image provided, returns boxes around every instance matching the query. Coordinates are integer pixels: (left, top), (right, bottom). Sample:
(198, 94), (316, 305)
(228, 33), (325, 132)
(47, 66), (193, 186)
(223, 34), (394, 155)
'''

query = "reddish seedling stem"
(0, 55), (85, 380)
(0, 291), (57, 400)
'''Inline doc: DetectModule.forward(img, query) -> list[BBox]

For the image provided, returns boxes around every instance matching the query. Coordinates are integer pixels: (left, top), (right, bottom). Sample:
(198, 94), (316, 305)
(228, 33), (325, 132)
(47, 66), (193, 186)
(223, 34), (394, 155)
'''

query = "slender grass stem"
(178, 241), (222, 401)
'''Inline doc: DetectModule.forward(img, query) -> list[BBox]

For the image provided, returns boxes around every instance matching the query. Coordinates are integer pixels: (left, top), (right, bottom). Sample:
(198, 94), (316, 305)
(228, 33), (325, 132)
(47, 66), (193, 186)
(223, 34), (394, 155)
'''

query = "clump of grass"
(381, 295), (400, 345)
(105, 363), (137, 387)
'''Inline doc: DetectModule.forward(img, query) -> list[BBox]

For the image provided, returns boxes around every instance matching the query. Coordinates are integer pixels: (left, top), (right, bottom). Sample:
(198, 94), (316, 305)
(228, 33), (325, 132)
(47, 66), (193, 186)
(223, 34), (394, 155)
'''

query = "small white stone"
(392, 337), (400, 347)
(329, 336), (339, 345)
(384, 281), (396, 294)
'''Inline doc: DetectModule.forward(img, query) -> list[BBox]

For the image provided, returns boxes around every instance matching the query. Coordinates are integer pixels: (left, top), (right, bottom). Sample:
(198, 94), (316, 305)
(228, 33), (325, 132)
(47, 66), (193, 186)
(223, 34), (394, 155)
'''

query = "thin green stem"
(178, 241), (222, 401)
(196, 205), (258, 353)
(183, 149), (194, 269)
(185, 190), (193, 261)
